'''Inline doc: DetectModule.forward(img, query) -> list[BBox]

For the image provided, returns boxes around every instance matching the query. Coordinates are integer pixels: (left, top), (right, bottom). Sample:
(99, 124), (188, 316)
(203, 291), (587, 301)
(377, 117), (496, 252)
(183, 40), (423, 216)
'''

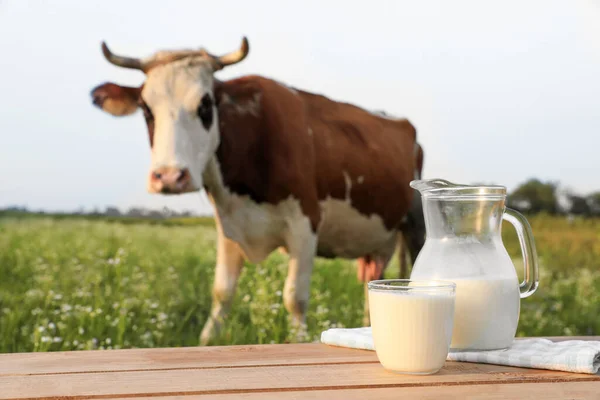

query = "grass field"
(0, 214), (598, 353)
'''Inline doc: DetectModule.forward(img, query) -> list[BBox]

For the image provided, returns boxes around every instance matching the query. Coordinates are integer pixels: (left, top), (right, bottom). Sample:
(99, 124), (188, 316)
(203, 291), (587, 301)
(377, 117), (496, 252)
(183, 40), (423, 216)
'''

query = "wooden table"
(1, 337), (599, 399)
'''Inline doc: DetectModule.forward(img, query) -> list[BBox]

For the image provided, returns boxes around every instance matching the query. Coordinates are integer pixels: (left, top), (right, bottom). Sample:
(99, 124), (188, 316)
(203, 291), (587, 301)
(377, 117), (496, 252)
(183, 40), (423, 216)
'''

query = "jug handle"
(503, 208), (540, 298)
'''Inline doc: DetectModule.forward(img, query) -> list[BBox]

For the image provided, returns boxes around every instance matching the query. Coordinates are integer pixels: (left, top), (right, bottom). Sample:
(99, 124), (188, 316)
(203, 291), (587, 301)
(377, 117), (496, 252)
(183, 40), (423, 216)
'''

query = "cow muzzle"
(149, 167), (194, 194)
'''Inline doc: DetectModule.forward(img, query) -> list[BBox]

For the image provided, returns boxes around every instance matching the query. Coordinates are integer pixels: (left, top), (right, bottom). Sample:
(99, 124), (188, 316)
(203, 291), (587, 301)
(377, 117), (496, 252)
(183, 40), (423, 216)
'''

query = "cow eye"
(197, 94), (214, 130)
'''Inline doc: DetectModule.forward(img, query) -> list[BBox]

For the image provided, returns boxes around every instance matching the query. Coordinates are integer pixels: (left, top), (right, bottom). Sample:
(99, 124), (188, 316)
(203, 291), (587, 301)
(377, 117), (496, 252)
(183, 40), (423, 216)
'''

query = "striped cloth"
(320, 327), (600, 374)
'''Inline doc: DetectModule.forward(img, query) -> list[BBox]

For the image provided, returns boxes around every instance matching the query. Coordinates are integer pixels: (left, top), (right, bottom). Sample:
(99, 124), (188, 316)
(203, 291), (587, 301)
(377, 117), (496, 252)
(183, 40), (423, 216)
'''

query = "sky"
(0, 0), (599, 215)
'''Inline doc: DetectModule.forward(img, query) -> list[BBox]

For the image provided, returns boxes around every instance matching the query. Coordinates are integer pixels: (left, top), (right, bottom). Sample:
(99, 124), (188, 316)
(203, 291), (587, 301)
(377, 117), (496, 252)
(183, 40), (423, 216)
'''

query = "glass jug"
(409, 179), (539, 351)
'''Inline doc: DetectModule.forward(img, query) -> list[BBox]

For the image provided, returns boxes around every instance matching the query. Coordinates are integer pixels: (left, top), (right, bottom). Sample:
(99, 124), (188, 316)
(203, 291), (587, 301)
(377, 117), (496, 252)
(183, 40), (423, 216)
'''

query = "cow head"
(91, 38), (249, 194)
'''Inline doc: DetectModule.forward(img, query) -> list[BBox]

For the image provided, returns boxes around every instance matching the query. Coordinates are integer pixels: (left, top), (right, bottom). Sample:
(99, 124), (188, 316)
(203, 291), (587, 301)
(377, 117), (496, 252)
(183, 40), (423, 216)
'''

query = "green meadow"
(0, 214), (598, 353)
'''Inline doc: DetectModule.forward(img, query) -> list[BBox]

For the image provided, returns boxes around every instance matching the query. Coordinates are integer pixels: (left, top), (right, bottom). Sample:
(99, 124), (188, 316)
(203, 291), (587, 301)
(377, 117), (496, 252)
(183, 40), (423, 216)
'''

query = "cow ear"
(91, 82), (140, 117)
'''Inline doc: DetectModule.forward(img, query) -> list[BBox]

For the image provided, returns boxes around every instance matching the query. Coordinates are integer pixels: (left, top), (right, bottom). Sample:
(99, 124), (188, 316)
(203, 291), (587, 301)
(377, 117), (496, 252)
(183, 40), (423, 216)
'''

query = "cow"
(90, 37), (425, 344)
(398, 142), (425, 279)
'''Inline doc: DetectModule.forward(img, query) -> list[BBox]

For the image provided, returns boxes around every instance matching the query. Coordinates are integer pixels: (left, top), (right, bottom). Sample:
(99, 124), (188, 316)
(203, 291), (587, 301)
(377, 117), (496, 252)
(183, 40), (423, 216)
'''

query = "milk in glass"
(368, 288), (455, 374)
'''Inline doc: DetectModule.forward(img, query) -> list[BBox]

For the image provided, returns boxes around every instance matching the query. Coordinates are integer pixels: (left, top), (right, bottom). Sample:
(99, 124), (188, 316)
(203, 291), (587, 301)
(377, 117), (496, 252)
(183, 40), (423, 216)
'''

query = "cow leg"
(283, 225), (318, 342)
(363, 283), (371, 327)
(397, 183), (426, 280)
(398, 234), (410, 279)
(200, 219), (245, 346)
(358, 256), (387, 326)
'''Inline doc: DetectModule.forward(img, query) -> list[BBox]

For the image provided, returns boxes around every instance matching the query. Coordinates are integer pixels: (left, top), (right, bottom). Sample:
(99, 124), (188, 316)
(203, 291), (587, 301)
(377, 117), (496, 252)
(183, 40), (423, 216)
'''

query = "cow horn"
(216, 37), (249, 67)
(101, 42), (144, 70)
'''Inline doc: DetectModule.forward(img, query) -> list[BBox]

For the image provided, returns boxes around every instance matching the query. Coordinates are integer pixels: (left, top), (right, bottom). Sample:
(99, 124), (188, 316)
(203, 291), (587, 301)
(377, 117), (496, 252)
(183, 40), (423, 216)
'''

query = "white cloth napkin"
(320, 327), (600, 374)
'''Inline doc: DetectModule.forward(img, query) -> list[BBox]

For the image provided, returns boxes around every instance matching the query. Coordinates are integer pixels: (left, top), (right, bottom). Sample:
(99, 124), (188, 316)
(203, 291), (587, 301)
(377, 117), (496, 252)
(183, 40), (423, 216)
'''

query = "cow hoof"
(287, 319), (309, 343)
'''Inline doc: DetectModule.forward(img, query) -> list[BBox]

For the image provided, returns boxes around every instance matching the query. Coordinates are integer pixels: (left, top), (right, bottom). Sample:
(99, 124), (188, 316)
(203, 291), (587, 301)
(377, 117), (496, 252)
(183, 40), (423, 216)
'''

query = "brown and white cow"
(90, 37), (425, 344)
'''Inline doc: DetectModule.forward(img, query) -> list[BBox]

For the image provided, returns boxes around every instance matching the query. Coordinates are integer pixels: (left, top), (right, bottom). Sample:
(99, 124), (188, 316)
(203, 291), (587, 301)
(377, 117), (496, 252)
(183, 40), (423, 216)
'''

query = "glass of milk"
(367, 279), (456, 375)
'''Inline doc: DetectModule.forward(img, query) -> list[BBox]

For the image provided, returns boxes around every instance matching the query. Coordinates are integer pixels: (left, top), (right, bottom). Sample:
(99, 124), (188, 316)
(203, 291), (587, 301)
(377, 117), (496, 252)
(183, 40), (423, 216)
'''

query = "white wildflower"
(26, 289), (44, 298)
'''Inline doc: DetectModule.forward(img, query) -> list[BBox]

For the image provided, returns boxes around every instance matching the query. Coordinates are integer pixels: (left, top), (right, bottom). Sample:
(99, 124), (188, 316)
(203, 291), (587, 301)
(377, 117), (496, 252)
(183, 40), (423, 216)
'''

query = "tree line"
(2, 178), (599, 219)
(507, 178), (600, 217)
(0, 205), (200, 219)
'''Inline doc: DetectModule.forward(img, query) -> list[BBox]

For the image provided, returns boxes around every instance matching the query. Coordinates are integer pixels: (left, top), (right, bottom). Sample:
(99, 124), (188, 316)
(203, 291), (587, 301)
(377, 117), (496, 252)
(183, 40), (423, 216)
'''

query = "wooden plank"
(106, 382), (600, 400)
(2, 337), (598, 376)
(2, 361), (599, 399)
(0, 344), (377, 376)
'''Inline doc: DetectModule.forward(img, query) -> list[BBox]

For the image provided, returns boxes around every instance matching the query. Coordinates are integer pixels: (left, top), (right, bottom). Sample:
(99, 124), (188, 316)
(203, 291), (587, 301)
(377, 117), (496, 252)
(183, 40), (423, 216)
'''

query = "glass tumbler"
(367, 279), (456, 375)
